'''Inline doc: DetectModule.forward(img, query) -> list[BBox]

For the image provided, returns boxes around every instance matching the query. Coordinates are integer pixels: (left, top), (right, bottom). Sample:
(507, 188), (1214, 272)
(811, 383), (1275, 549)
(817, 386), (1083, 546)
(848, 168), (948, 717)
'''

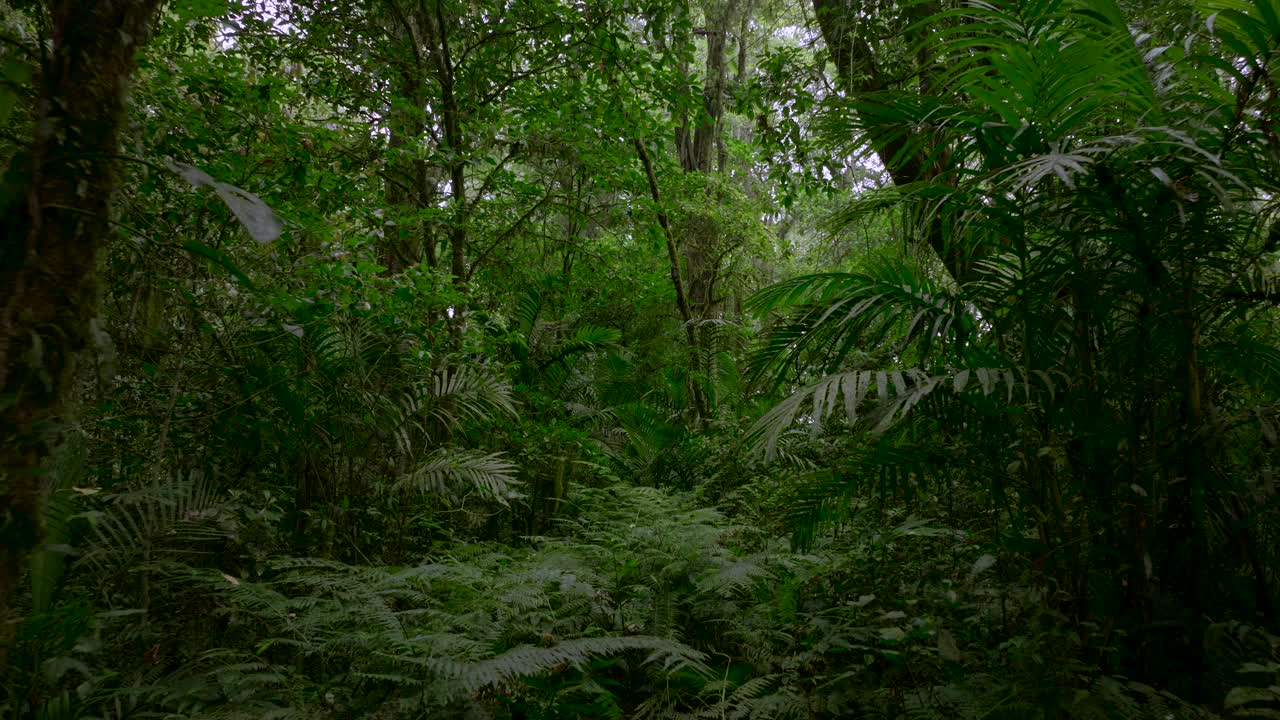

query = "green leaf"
(879, 627), (905, 642)
(938, 628), (962, 663)
(1225, 685), (1280, 710)
(0, 60), (31, 126)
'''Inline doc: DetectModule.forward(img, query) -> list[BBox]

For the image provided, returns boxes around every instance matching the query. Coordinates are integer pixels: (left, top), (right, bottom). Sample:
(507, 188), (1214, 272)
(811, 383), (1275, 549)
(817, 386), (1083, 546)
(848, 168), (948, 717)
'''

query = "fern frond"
(695, 556), (775, 598)
(539, 325), (623, 371)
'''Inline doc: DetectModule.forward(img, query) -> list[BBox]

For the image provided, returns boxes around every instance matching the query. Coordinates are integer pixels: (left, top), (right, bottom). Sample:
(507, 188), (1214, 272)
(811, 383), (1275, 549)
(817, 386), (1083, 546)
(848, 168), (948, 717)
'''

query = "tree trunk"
(0, 0), (164, 667)
(425, 0), (468, 298)
(382, 6), (436, 271)
(671, 1), (741, 420)
(811, 0), (965, 279)
(680, 2), (734, 318)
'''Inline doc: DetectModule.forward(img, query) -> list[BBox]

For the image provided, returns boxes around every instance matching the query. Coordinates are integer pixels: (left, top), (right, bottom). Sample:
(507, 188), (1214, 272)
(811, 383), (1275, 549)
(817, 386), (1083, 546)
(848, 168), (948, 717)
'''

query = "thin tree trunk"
(383, 3), (432, 271)
(633, 138), (695, 343)
(633, 137), (707, 420)
(425, 0), (468, 297)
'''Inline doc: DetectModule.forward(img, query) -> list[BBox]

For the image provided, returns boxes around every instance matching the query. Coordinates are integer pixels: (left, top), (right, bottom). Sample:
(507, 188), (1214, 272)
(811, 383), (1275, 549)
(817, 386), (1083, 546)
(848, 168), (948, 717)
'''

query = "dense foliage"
(2, 0), (1280, 718)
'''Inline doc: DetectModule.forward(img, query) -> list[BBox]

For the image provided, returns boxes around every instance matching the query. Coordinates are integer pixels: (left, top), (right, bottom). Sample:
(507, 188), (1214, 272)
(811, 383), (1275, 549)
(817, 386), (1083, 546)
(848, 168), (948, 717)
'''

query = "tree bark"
(668, 1), (742, 420)
(680, 2), (735, 319)
(383, 4), (436, 271)
(0, 0), (164, 667)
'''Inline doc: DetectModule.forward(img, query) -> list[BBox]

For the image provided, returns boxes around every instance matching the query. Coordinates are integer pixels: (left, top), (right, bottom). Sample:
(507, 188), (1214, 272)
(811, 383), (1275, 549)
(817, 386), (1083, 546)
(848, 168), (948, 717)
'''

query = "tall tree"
(0, 0), (164, 665)
(382, 3), (437, 271)
(639, 0), (758, 419)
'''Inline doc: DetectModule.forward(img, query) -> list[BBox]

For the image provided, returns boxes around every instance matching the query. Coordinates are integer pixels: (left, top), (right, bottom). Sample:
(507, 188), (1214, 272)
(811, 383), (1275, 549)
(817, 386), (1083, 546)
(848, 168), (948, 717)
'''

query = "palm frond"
(748, 257), (976, 387)
(748, 368), (969, 458)
(398, 448), (520, 503)
(538, 325), (622, 371)
(78, 474), (226, 582)
(417, 364), (518, 429)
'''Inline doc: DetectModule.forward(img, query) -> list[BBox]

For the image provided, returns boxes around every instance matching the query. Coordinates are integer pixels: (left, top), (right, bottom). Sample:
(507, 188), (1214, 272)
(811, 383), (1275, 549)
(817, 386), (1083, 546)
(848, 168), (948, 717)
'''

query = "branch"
(466, 142), (521, 212)
(465, 191), (556, 282)
(633, 137), (695, 342)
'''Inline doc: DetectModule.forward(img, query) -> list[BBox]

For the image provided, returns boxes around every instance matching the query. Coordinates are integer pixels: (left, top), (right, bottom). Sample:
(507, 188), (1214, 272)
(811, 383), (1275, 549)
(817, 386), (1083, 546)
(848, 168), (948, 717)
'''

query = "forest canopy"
(2, 0), (1280, 718)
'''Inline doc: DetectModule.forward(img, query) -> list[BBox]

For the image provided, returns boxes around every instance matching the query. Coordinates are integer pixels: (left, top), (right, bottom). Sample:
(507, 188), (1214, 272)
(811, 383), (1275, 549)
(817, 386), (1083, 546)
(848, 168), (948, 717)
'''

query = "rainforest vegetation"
(3, 0), (1280, 717)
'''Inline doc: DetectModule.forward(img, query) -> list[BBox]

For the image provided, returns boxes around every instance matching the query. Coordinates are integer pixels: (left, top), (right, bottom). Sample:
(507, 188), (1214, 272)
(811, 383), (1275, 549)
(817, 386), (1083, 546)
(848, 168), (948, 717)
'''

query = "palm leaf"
(397, 448), (520, 503)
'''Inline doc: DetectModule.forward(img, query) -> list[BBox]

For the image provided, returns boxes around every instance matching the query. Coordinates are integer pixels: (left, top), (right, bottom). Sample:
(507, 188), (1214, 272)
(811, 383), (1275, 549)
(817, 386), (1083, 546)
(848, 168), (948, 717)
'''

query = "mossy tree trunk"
(0, 0), (163, 665)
